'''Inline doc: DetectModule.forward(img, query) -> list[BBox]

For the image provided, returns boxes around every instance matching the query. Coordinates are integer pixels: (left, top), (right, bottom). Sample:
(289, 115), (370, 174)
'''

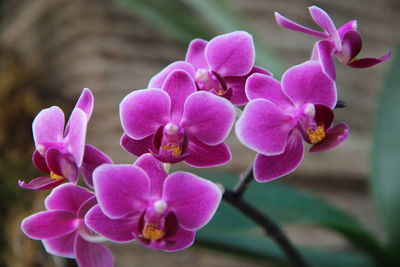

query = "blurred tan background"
(0, 0), (399, 266)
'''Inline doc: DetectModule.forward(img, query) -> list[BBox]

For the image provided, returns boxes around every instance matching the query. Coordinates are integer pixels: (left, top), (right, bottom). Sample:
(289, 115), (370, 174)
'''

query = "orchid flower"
(19, 88), (94, 190)
(149, 31), (271, 105)
(236, 61), (349, 182)
(275, 6), (390, 80)
(85, 154), (221, 251)
(21, 184), (114, 267)
(120, 70), (235, 167)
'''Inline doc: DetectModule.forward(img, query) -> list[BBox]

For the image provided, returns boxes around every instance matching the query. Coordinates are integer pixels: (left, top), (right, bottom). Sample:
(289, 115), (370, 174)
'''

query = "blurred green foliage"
(371, 43), (400, 263)
(117, 0), (283, 76)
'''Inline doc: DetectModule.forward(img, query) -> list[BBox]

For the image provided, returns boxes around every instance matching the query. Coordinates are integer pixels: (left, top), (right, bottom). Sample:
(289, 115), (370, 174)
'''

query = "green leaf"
(197, 231), (374, 267)
(197, 172), (385, 262)
(371, 44), (400, 256)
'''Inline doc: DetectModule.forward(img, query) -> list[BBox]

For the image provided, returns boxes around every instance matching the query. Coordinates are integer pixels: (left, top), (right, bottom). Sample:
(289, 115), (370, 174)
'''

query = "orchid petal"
(81, 145), (112, 188)
(149, 61), (196, 89)
(32, 106), (64, 150)
(45, 183), (94, 214)
(45, 148), (78, 183)
(205, 31), (255, 76)
(225, 66), (273, 105)
(236, 99), (296, 155)
(163, 172), (221, 230)
(74, 88), (94, 120)
(245, 73), (293, 110)
(85, 205), (136, 243)
(74, 236), (114, 267)
(348, 51), (391, 68)
(310, 123), (349, 153)
(338, 20), (358, 39)
(338, 30), (362, 64)
(309, 6), (341, 50)
(185, 137), (231, 168)
(281, 61), (337, 108)
(32, 151), (50, 173)
(254, 132), (304, 182)
(181, 91), (235, 146)
(274, 12), (327, 39)
(185, 39), (208, 70)
(120, 133), (154, 157)
(162, 70), (197, 120)
(120, 89), (171, 140)
(161, 227), (195, 252)
(18, 176), (64, 190)
(21, 210), (78, 239)
(42, 232), (77, 258)
(93, 164), (149, 219)
(314, 40), (336, 80)
(134, 153), (168, 198)
(64, 108), (87, 167)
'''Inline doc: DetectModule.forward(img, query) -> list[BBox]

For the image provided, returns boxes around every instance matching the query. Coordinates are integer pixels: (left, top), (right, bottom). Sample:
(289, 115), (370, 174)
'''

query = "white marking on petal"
(154, 200), (167, 213)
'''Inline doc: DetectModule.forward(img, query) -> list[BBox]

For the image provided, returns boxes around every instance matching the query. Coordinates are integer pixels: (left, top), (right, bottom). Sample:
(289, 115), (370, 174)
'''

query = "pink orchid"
(85, 154), (221, 251)
(236, 61), (349, 182)
(275, 6), (390, 80)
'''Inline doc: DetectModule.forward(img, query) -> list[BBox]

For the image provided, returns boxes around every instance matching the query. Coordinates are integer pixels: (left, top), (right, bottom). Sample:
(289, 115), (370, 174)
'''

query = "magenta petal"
(185, 39), (208, 70)
(163, 172), (222, 230)
(32, 106), (65, 150)
(162, 70), (197, 120)
(42, 232), (77, 258)
(254, 132), (304, 182)
(348, 51), (391, 68)
(120, 133), (154, 157)
(314, 40), (336, 80)
(308, 6), (341, 50)
(281, 61), (337, 109)
(310, 123), (349, 153)
(21, 210), (78, 239)
(75, 236), (114, 267)
(74, 88), (94, 120)
(32, 151), (50, 173)
(18, 176), (64, 190)
(181, 91), (235, 146)
(338, 20), (358, 38)
(274, 12), (327, 39)
(205, 31), (255, 76)
(185, 137), (231, 168)
(245, 73), (293, 109)
(134, 154), (168, 198)
(45, 183), (94, 214)
(120, 89), (171, 140)
(81, 145), (112, 188)
(149, 61), (196, 89)
(93, 164), (149, 219)
(85, 205), (136, 243)
(236, 99), (295, 155)
(45, 148), (78, 183)
(162, 227), (195, 252)
(225, 66), (273, 105)
(64, 108), (87, 167)
(338, 30), (362, 64)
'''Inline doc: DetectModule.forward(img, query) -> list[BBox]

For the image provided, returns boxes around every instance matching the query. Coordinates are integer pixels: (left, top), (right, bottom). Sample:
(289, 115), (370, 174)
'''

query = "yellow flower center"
(307, 125), (326, 144)
(142, 224), (165, 241)
(50, 171), (64, 181)
(161, 144), (182, 157)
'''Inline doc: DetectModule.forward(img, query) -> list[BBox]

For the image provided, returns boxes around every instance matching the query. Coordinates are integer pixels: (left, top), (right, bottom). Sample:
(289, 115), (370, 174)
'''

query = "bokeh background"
(0, 0), (399, 266)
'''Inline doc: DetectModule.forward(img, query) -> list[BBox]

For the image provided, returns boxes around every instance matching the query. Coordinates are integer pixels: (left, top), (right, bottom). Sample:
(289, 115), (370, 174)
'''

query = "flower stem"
(223, 167), (310, 267)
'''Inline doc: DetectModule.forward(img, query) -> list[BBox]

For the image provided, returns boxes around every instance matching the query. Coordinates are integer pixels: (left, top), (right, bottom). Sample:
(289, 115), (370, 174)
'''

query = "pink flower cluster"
(19, 6), (389, 267)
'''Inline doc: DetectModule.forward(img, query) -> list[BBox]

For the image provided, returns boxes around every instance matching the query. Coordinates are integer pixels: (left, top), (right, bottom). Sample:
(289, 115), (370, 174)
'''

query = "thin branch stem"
(335, 100), (347, 108)
(223, 189), (310, 267)
(233, 166), (254, 198)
